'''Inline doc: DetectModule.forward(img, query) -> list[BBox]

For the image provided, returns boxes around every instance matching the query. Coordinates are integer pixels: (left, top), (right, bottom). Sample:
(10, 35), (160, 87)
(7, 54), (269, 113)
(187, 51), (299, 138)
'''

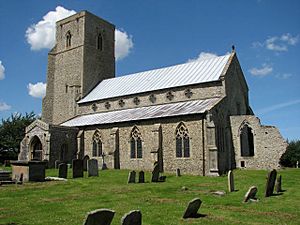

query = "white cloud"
(25, 6), (134, 61)
(257, 99), (300, 115)
(276, 73), (292, 79)
(115, 29), (134, 61)
(28, 82), (47, 98)
(0, 102), (11, 111)
(0, 61), (5, 80)
(188, 52), (218, 62)
(26, 6), (76, 50)
(254, 33), (299, 52)
(249, 64), (273, 76)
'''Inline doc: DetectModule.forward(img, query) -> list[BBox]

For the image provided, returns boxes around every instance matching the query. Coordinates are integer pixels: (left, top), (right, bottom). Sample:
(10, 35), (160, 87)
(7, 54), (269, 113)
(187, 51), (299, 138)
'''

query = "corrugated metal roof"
(78, 54), (231, 103)
(62, 98), (220, 127)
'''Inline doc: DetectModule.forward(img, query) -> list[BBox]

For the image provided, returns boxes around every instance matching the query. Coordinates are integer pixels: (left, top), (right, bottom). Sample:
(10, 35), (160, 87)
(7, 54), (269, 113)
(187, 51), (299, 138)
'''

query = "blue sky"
(0, 0), (299, 140)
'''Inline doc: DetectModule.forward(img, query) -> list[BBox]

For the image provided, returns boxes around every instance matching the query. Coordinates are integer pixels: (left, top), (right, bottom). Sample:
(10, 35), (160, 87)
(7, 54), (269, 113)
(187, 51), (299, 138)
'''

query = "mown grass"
(0, 167), (299, 225)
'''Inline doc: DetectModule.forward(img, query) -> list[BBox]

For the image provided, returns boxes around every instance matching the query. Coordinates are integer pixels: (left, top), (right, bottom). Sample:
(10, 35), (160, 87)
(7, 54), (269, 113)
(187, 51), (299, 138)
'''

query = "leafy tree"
(0, 112), (37, 154)
(280, 140), (300, 167)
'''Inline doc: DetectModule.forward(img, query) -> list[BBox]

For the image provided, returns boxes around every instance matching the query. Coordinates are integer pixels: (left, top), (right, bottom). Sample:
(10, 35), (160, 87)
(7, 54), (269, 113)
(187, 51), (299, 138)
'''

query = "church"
(19, 11), (287, 176)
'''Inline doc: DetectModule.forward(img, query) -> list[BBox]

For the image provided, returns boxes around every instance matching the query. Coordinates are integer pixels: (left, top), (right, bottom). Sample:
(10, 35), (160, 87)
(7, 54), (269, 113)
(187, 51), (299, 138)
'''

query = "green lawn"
(0, 167), (299, 225)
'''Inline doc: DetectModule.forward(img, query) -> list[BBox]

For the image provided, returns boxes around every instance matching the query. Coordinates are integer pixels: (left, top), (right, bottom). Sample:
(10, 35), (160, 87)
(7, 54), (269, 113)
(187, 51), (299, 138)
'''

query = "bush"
(280, 140), (300, 167)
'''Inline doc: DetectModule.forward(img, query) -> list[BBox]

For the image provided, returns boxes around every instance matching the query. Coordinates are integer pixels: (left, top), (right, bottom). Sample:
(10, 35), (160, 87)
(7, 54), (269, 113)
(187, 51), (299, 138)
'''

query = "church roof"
(62, 98), (220, 127)
(78, 54), (231, 104)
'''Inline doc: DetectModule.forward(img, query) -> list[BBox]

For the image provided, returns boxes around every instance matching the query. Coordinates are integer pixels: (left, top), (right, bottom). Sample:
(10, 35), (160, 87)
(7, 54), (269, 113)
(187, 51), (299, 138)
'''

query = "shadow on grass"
(184, 213), (207, 218)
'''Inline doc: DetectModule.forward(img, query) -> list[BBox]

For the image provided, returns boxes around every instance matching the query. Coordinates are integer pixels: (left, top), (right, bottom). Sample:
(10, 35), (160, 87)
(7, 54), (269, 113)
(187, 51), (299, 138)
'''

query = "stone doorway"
(30, 136), (43, 161)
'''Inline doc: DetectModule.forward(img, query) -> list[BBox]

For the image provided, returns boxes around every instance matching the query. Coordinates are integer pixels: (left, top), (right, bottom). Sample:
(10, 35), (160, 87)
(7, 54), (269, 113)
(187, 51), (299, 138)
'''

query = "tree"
(0, 112), (37, 156)
(280, 140), (300, 167)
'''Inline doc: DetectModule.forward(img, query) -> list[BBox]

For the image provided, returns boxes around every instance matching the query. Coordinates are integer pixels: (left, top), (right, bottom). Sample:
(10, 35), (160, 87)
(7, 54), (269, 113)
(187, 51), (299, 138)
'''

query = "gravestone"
(83, 209), (115, 225)
(58, 163), (68, 179)
(128, 171), (136, 183)
(151, 163), (160, 182)
(265, 169), (277, 197)
(121, 210), (142, 225)
(72, 159), (83, 178)
(55, 160), (62, 169)
(183, 198), (202, 219)
(83, 155), (90, 171)
(275, 175), (282, 193)
(88, 159), (99, 177)
(244, 186), (258, 202)
(138, 171), (144, 183)
(176, 168), (181, 177)
(228, 170), (234, 192)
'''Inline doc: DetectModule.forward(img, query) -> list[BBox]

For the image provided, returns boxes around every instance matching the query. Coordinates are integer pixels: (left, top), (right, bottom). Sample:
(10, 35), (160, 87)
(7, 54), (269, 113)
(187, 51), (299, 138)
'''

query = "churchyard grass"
(0, 168), (299, 225)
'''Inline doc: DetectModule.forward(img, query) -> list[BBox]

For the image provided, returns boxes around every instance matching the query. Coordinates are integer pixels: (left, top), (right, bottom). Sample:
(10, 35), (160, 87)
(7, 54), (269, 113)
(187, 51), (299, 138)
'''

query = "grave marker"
(83, 209), (115, 225)
(88, 159), (99, 177)
(183, 198), (202, 219)
(121, 210), (142, 225)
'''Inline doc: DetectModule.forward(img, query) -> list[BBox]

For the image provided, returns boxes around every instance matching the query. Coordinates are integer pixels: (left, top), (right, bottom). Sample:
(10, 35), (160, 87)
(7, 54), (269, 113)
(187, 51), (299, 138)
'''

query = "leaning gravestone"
(128, 171), (136, 183)
(183, 198), (202, 219)
(265, 169), (277, 197)
(244, 186), (258, 202)
(176, 168), (181, 177)
(72, 159), (83, 178)
(121, 210), (142, 225)
(228, 170), (234, 192)
(138, 171), (144, 183)
(58, 163), (68, 179)
(83, 209), (115, 225)
(275, 175), (282, 193)
(88, 159), (99, 177)
(151, 163), (160, 182)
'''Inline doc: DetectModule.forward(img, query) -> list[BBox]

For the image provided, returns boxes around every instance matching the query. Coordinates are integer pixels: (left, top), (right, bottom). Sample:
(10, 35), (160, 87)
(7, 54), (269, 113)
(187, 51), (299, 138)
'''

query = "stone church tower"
(42, 11), (115, 125)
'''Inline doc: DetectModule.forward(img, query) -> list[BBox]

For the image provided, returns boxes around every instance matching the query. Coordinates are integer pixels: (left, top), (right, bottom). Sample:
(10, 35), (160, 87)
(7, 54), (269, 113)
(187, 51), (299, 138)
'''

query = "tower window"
(130, 126), (143, 159)
(97, 33), (103, 51)
(66, 31), (72, 47)
(175, 122), (190, 158)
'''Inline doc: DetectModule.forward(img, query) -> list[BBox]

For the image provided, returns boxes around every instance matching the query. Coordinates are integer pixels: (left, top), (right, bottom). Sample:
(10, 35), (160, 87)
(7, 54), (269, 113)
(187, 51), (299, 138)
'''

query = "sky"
(0, 0), (299, 140)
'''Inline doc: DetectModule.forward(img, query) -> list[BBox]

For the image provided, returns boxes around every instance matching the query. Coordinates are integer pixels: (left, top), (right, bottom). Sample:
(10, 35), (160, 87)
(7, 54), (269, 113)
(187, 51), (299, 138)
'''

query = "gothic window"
(149, 94), (156, 103)
(166, 91), (174, 101)
(175, 122), (190, 158)
(130, 126), (143, 159)
(92, 130), (103, 157)
(97, 33), (103, 50)
(119, 99), (125, 107)
(133, 97), (140, 105)
(66, 31), (72, 47)
(184, 89), (193, 98)
(105, 101), (111, 109)
(240, 124), (254, 157)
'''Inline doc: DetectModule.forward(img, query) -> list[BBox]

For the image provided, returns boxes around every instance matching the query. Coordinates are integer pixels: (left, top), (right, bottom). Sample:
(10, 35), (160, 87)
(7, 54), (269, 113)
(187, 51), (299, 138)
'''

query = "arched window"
(130, 126), (143, 159)
(66, 31), (72, 47)
(97, 33), (103, 50)
(30, 136), (43, 161)
(92, 130), (103, 157)
(175, 122), (190, 158)
(240, 124), (254, 156)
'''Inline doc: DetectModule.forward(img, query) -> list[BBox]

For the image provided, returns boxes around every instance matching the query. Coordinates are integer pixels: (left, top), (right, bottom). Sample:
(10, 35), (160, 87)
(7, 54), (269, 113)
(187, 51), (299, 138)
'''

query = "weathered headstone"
(244, 186), (258, 202)
(88, 159), (99, 177)
(183, 198), (202, 219)
(138, 171), (144, 183)
(128, 171), (136, 183)
(55, 160), (61, 169)
(275, 175), (282, 193)
(265, 169), (277, 197)
(58, 163), (68, 179)
(72, 159), (83, 178)
(121, 210), (142, 225)
(83, 155), (90, 171)
(151, 163), (160, 182)
(228, 170), (234, 192)
(176, 168), (181, 177)
(83, 209), (115, 225)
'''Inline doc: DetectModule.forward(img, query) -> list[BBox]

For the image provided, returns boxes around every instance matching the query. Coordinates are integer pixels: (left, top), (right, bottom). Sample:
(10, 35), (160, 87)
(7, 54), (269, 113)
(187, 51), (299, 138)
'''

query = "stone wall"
(81, 115), (206, 175)
(230, 115), (287, 169)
